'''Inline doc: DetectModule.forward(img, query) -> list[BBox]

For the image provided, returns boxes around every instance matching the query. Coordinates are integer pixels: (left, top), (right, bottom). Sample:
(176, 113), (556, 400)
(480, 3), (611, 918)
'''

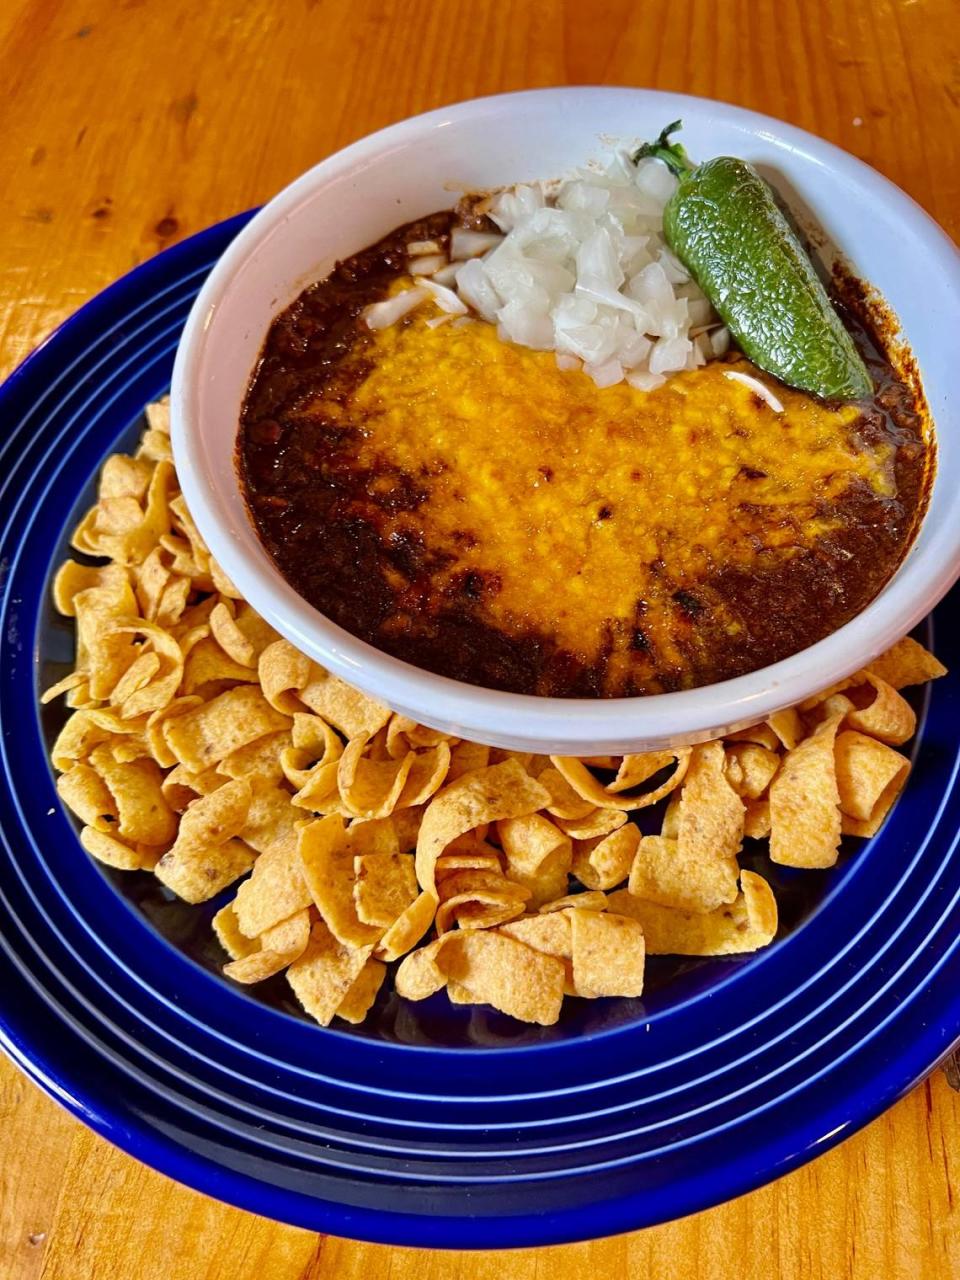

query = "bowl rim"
(171, 87), (960, 752)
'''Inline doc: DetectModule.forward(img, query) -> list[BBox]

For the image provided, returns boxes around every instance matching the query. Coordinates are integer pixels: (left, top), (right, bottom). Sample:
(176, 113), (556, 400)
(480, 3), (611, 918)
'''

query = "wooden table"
(2, 1), (959, 1275)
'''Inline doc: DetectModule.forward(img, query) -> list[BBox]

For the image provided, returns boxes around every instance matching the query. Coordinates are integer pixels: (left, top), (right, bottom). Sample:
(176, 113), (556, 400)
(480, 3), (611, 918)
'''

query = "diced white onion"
(454, 258), (502, 323)
(687, 297), (714, 328)
(575, 275), (648, 318)
(634, 156), (679, 204)
(430, 263), (460, 286)
(618, 331), (652, 368)
(362, 287), (428, 330)
(723, 370), (785, 413)
(420, 279), (468, 315)
(497, 297), (554, 349)
(711, 326), (731, 357)
(692, 332), (713, 365)
(584, 357), (624, 389)
(366, 150), (727, 392)
(557, 181), (610, 216)
(649, 336), (693, 375)
(409, 254), (448, 276)
(628, 261), (675, 308)
(450, 228), (505, 259)
(407, 239), (443, 256)
(555, 351), (582, 371)
(658, 247), (690, 285)
(488, 184), (545, 232)
(626, 369), (667, 391)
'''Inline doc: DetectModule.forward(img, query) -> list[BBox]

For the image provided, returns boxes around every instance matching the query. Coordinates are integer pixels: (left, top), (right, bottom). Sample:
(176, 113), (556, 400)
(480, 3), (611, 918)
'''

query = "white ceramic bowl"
(171, 88), (960, 754)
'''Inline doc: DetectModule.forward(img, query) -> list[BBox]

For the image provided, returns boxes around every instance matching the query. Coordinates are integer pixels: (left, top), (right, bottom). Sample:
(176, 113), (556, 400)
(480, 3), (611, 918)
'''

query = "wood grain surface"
(1, 1), (959, 1276)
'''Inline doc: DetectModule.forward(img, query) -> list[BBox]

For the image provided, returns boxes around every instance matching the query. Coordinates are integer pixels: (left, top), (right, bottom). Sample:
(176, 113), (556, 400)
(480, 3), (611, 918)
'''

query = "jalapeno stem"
(633, 120), (696, 177)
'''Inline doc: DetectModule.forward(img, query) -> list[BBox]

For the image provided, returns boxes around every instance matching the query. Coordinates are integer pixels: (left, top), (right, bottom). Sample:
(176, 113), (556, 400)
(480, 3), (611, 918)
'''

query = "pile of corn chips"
(44, 400), (948, 1027)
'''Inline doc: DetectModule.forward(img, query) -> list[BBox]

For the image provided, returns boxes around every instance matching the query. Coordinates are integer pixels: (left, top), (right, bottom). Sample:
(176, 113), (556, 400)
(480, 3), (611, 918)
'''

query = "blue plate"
(2, 216), (960, 1248)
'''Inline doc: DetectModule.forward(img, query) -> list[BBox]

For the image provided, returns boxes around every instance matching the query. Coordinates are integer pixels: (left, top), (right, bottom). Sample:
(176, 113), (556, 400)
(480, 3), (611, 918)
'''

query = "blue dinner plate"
(2, 216), (960, 1248)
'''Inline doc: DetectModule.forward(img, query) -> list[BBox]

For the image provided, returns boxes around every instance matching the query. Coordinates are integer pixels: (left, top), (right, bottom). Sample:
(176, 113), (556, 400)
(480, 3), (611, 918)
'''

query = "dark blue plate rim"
(2, 934), (956, 1247)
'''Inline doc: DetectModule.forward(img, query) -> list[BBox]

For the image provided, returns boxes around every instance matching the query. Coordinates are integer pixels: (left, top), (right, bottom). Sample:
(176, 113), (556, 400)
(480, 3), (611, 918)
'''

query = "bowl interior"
(172, 88), (960, 753)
